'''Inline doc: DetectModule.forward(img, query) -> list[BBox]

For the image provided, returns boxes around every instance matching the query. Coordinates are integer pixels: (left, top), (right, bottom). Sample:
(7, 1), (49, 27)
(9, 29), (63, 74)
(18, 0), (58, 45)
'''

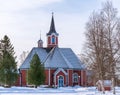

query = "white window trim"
(73, 73), (78, 83)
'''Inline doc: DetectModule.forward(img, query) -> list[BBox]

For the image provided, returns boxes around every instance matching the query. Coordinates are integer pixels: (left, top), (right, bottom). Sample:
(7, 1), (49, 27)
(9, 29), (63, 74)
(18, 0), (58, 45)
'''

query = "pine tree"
(27, 53), (45, 88)
(1, 35), (15, 56)
(0, 35), (18, 87)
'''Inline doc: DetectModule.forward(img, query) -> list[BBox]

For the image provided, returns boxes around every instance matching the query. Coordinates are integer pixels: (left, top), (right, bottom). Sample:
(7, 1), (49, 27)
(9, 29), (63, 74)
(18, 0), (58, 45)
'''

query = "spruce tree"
(0, 35), (18, 87)
(27, 53), (45, 88)
(1, 35), (15, 56)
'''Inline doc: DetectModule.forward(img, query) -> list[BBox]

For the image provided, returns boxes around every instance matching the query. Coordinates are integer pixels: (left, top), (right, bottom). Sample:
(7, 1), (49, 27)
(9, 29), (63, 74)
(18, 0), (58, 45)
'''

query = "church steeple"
(46, 13), (59, 48)
(47, 13), (58, 36)
(38, 32), (43, 48)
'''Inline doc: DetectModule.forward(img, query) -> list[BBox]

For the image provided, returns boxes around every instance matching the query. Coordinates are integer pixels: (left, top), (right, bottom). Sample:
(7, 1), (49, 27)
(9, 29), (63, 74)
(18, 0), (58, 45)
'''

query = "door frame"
(58, 75), (64, 87)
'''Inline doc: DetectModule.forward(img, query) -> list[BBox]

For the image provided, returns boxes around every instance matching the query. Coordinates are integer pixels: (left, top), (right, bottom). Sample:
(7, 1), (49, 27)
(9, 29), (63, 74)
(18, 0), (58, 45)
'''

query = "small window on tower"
(52, 36), (55, 44)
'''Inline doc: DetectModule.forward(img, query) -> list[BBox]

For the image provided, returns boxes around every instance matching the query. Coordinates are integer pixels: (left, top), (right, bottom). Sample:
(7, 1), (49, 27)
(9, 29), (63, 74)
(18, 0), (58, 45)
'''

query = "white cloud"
(0, 0), (63, 12)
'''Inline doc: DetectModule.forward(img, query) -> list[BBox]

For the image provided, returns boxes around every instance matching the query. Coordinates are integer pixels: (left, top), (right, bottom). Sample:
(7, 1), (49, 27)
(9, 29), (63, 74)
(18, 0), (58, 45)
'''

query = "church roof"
(20, 47), (85, 70)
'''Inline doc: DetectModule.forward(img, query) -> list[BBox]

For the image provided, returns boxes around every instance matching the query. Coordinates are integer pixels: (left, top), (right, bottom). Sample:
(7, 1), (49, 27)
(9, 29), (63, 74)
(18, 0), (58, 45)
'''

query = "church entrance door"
(58, 76), (64, 87)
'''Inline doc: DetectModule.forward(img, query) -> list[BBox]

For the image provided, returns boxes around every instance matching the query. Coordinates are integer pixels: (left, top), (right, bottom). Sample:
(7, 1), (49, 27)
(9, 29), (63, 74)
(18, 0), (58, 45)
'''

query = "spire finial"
(52, 12), (54, 16)
(40, 30), (41, 40)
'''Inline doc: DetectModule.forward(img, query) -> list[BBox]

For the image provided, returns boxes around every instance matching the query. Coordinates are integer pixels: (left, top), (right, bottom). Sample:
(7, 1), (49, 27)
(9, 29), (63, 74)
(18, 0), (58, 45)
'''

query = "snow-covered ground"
(0, 86), (120, 95)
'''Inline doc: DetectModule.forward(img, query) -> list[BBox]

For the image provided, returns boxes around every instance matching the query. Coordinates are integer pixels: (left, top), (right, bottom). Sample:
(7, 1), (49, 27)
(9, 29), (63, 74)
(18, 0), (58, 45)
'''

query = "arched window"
(52, 36), (55, 44)
(73, 73), (78, 83)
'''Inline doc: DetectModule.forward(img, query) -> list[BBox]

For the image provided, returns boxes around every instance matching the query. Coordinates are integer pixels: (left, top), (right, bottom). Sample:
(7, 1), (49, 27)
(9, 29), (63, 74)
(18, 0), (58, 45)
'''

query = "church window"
(52, 36), (55, 44)
(73, 73), (78, 83)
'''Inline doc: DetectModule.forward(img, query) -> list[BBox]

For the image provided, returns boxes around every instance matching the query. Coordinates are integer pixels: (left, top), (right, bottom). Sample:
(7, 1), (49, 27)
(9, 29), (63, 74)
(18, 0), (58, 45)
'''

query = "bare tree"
(102, 1), (119, 78)
(83, 1), (120, 88)
(19, 51), (29, 66)
(85, 11), (108, 81)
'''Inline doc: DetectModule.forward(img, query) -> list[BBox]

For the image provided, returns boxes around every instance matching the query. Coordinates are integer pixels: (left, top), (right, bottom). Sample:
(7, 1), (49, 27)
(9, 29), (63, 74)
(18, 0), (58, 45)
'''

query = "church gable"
(20, 48), (48, 69)
(44, 47), (69, 68)
(54, 68), (68, 76)
(44, 47), (83, 69)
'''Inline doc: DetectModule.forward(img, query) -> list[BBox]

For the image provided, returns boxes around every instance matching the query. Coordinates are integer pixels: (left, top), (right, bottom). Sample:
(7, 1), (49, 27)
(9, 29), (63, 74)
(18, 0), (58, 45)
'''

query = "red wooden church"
(18, 14), (86, 87)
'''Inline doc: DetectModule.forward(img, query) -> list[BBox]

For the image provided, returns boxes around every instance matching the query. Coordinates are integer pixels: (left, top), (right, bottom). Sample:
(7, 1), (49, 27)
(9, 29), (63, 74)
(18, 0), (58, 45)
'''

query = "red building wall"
(48, 37), (51, 45)
(68, 69), (73, 86)
(15, 75), (20, 86)
(19, 69), (86, 87)
(81, 70), (86, 86)
(83, 70), (86, 86)
(21, 70), (27, 86)
(50, 69), (55, 86)
(45, 70), (49, 85)
(44, 69), (56, 86)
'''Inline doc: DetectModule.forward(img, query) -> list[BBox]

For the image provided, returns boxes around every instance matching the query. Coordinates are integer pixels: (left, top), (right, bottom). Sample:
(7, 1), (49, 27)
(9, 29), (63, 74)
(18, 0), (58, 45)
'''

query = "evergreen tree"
(27, 53), (45, 88)
(0, 35), (18, 87)
(1, 35), (15, 56)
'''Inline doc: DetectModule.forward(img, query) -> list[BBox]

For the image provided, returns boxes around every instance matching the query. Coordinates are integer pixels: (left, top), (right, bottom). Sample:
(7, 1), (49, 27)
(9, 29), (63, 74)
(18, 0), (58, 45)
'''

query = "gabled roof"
(20, 47), (85, 70)
(20, 47), (49, 69)
(59, 48), (84, 69)
(44, 47), (72, 68)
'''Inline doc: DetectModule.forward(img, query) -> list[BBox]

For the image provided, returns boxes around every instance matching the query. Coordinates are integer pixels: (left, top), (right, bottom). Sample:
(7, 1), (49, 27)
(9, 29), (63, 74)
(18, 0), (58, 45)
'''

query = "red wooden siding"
(68, 70), (73, 86)
(18, 69), (86, 87)
(21, 70), (27, 86)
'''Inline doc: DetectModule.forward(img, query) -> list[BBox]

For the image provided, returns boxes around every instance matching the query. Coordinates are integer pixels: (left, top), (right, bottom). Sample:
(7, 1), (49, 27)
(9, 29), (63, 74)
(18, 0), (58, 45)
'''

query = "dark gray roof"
(20, 48), (48, 69)
(20, 47), (85, 70)
(46, 14), (58, 36)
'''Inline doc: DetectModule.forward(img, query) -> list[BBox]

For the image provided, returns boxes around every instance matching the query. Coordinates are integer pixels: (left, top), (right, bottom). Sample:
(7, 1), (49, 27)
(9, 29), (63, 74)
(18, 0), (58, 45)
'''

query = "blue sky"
(0, 0), (120, 64)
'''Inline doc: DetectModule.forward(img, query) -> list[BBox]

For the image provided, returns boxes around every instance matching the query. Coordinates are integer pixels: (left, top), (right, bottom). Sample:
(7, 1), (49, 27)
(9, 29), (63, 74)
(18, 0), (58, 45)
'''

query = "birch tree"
(84, 1), (120, 83)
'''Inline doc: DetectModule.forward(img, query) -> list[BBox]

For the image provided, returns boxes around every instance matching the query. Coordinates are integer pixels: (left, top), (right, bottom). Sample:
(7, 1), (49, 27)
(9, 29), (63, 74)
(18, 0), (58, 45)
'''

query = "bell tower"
(46, 13), (59, 48)
(38, 33), (43, 48)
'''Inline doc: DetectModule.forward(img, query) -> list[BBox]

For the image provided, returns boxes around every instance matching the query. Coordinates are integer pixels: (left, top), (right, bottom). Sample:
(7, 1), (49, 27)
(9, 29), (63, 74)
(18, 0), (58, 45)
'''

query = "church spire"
(47, 13), (58, 36)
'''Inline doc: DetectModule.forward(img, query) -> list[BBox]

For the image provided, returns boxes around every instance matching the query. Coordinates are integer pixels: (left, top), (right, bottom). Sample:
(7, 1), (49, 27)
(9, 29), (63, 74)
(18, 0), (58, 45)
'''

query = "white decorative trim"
(71, 70), (73, 86)
(54, 74), (56, 87)
(20, 74), (21, 86)
(48, 69), (50, 86)
(81, 70), (83, 85)
(54, 68), (68, 76)
(67, 69), (69, 85)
